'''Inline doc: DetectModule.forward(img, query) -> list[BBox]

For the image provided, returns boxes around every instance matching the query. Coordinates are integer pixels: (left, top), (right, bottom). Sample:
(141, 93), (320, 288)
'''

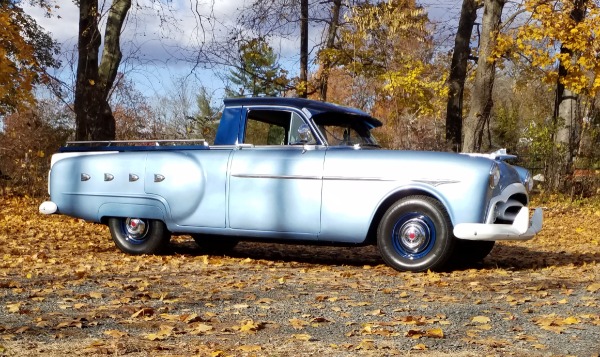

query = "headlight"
(524, 171), (534, 192)
(489, 163), (500, 189)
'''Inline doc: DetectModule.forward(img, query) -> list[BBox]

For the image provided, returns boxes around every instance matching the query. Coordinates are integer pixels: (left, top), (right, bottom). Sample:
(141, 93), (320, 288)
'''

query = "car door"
(227, 108), (325, 238)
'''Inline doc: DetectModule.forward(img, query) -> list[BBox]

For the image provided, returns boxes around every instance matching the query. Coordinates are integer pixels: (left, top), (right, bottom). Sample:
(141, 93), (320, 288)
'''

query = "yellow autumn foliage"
(494, 0), (600, 95)
(0, 3), (58, 115)
(0, 6), (36, 113)
(318, 0), (448, 150)
(382, 61), (449, 117)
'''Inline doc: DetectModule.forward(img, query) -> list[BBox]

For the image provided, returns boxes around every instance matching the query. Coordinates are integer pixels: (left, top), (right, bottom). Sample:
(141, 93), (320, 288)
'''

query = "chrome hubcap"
(394, 213), (435, 259)
(398, 218), (431, 254)
(124, 218), (148, 242)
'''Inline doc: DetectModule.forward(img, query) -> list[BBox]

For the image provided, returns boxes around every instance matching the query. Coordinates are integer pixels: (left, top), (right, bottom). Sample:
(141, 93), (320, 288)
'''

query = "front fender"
(371, 182), (456, 225)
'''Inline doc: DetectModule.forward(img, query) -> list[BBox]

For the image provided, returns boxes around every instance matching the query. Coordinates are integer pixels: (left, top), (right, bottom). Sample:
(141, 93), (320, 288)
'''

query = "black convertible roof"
(223, 97), (382, 128)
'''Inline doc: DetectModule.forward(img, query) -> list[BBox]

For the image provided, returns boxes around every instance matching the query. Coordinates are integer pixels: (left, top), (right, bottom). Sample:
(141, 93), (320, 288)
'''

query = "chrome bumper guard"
(453, 207), (543, 241)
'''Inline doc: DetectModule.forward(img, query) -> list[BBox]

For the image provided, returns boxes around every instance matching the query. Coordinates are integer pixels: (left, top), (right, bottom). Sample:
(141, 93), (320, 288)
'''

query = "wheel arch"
(365, 186), (453, 245)
(99, 203), (167, 225)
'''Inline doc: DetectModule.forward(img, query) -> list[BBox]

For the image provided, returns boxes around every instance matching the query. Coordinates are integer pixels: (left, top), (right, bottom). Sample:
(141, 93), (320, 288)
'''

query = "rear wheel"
(377, 196), (454, 272)
(108, 217), (171, 254)
(191, 234), (239, 253)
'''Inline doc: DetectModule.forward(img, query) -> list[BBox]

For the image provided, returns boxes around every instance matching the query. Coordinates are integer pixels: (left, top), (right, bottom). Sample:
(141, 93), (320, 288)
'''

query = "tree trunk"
(551, 0), (587, 190)
(74, 0), (103, 141)
(99, 0), (131, 99)
(299, 0), (308, 98)
(74, 0), (131, 141)
(317, 0), (342, 102)
(445, 0), (480, 152)
(554, 85), (581, 189)
(462, 0), (505, 153)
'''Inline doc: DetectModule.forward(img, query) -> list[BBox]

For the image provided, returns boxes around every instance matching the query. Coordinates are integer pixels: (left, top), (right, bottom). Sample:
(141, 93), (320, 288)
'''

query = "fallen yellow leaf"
(587, 283), (600, 293)
(412, 343), (427, 350)
(292, 333), (312, 341)
(6, 302), (21, 313)
(472, 316), (491, 324)
(89, 292), (103, 299)
(355, 339), (375, 350)
(189, 323), (213, 335)
(426, 328), (444, 338)
(289, 318), (309, 330)
(237, 345), (262, 352)
(367, 308), (383, 316)
(131, 307), (155, 318)
(103, 329), (127, 338)
(239, 320), (262, 334)
(145, 333), (167, 341)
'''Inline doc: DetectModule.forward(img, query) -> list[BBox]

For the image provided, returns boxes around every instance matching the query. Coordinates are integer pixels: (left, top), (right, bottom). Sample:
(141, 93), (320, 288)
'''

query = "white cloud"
(24, 1), (80, 44)
(24, 0), (463, 99)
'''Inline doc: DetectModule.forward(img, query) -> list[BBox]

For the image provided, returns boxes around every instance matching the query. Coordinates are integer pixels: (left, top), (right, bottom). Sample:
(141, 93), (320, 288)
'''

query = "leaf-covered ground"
(0, 196), (599, 356)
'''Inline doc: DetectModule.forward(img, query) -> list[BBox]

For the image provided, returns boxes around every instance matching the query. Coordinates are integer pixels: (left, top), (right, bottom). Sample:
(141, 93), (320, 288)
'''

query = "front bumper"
(453, 207), (543, 241)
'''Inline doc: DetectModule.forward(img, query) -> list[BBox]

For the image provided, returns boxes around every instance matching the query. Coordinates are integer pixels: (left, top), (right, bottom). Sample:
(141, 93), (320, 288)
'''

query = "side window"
(288, 112), (305, 144)
(245, 119), (284, 145)
(244, 110), (308, 146)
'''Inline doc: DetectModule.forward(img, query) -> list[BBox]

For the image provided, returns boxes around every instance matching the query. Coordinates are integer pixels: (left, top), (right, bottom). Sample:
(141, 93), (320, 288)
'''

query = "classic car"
(39, 97), (543, 272)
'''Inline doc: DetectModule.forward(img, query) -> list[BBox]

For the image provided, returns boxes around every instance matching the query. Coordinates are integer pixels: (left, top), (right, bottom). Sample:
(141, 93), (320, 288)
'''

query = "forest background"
(1, 0), (600, 195)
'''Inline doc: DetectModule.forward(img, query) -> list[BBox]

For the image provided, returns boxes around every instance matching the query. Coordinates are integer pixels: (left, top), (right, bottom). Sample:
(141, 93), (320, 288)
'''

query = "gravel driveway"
(0, 198), (599, 356)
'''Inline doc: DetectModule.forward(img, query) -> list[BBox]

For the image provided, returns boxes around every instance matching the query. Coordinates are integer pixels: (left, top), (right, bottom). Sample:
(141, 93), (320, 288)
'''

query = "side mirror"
(297, 123), (313, 144)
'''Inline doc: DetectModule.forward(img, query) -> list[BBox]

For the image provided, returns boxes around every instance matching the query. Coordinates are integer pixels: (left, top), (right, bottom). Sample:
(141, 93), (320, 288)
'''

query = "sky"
(24, 0), (465, 103)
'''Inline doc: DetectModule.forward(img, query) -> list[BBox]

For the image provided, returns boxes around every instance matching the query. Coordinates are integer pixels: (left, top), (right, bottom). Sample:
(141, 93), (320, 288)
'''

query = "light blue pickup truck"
(40, 97), (542, 272)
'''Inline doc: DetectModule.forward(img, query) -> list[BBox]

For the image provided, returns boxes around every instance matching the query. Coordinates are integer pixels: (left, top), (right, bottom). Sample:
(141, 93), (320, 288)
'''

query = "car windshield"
(312, 114), (380, 147)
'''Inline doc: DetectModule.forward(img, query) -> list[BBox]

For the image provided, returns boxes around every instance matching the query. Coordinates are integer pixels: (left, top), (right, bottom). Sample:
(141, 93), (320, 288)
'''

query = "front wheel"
(377, 196), (454, 272)
(108, 217), (171, 255)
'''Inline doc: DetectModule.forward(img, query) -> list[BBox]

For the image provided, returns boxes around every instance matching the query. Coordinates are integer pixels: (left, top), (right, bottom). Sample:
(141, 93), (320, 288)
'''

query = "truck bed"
(58, 140), (210, 152)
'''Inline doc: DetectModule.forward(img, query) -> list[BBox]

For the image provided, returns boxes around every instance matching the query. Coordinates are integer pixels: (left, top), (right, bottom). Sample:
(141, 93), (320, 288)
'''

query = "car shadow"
(169, 238), (600, 272)
(170, 238), (384, 268)
(483, 243), (600, 271)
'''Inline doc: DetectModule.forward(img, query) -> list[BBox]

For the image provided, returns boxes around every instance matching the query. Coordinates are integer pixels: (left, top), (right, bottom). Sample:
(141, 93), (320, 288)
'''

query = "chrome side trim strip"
(232, 174), (321, 180)
(326, 177), (459, 185)
(324, 176), (395, 182)
(232, 174), (461, 184)
(411, 179), (460, 187)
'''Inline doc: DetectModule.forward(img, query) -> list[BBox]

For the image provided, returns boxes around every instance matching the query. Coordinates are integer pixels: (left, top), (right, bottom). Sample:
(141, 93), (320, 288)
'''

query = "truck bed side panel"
(50, 152), (149, 222)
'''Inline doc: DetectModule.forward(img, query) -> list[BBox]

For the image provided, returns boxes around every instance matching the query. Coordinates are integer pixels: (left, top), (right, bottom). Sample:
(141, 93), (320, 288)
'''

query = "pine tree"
(226, 38), (289, 97)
